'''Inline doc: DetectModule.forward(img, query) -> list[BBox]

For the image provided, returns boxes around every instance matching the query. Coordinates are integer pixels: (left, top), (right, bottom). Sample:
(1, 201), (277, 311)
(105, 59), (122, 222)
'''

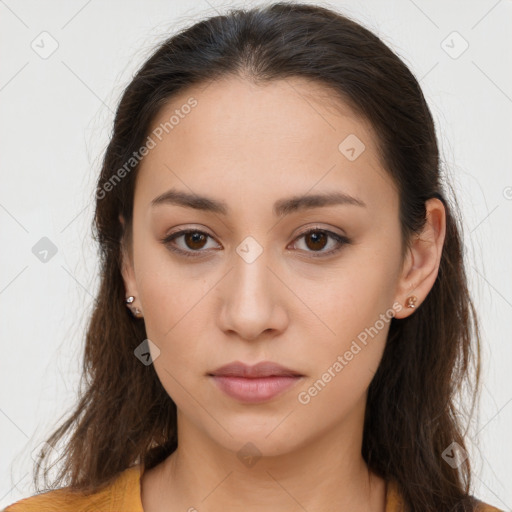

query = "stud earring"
(125, 295), (143, 318)
(405, 295), (418, 309)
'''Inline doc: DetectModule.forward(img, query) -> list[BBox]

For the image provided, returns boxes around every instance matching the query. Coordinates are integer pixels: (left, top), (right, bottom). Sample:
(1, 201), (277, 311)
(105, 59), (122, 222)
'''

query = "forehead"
(135, 76), (397, 217)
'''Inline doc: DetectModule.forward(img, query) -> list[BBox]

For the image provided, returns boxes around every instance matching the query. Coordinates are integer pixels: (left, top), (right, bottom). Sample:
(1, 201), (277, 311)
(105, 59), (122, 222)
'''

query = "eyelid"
(293, 224), (346, 239)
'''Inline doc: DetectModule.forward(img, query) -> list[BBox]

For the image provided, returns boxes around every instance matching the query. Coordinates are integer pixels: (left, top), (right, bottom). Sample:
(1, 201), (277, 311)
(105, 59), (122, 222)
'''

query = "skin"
(119, 76), (446, 512)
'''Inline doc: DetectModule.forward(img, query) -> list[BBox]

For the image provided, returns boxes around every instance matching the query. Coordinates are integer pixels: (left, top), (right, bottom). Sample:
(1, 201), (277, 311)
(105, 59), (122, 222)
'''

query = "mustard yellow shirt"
(3, 463), (503, 511)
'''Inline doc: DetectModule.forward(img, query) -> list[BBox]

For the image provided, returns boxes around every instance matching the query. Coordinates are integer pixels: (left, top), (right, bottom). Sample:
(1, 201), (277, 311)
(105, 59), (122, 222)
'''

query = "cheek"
(295, 254), (396, 399)
(142, 287), (211, 408)
(135, 271), (214, 399)
(308, 258), (396, 344)
(134, 240), (211, 338)
(142, 282), (210, 362)
(296, 315), (389, 418)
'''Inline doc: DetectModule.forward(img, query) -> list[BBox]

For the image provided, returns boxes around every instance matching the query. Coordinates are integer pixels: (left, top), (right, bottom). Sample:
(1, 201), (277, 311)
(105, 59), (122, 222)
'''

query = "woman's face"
(121, 76), (414, 457)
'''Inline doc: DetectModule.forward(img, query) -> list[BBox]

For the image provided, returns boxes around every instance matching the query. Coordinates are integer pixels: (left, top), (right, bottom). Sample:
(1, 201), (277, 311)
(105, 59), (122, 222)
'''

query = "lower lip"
(210, 375), (302, 403)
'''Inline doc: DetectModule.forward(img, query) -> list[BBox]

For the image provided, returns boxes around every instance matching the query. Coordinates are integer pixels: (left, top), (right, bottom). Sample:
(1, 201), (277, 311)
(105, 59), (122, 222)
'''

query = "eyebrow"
(151, 188), (366, 217)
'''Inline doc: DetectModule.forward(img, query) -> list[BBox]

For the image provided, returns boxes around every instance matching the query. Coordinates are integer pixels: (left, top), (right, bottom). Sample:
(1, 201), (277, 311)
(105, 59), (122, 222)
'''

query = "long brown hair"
(32, 3), (483, 510)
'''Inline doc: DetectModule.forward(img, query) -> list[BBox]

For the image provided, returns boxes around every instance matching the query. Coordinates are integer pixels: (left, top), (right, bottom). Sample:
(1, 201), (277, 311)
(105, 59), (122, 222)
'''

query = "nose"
(217, 249), (289, 341)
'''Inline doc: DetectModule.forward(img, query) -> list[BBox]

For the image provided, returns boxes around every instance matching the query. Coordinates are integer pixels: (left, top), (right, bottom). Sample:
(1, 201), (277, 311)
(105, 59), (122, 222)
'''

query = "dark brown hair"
(32, 3), (483, 510)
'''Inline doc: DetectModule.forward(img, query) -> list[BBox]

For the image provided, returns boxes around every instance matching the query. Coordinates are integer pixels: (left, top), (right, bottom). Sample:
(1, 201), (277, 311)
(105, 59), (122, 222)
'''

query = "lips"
(208, 361), (304, 403)
(208, 360), (303, 378)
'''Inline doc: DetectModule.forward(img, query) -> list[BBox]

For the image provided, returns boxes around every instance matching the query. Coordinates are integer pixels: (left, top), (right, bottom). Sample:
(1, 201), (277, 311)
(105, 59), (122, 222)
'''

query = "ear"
(119, 213), (139, 300)
(393, 198), (446, 319)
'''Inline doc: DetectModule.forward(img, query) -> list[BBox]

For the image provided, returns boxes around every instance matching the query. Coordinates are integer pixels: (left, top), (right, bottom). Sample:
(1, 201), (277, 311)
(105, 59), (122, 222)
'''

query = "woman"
(4, 2), (503, 511)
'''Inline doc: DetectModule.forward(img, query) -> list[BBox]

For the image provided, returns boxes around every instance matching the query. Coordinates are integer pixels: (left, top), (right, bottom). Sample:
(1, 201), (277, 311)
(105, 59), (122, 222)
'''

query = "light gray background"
(1, 0), (511, 509)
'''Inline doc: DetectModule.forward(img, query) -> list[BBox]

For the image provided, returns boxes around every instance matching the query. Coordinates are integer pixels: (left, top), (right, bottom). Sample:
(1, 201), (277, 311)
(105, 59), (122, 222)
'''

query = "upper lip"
(209, 361), (303, 378)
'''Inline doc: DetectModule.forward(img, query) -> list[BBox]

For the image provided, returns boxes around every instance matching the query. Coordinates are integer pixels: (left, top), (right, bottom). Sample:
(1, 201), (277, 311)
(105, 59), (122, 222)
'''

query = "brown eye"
(304, 231), (328, 251)
(162, 229), (219, 259)
(291, 228), (350, 258)
(183, 231), (208, 250)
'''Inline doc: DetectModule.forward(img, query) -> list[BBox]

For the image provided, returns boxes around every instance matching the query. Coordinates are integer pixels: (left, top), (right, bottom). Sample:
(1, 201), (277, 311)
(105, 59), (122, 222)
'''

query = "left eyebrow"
(273, 191), (366, 216)
(150, 188), (367, 217)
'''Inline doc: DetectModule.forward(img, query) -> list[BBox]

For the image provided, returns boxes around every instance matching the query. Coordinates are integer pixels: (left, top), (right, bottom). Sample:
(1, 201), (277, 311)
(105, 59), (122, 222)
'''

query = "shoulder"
(386, 478), (504, 512)
(2, 464), (144, 512)
(474, 498), (505, 512)
(2, 486), (107, 512)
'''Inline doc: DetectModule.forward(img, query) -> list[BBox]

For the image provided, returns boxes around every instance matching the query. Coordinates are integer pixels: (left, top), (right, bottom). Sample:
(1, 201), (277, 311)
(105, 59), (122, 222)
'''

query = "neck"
(150, 407), (386, 512)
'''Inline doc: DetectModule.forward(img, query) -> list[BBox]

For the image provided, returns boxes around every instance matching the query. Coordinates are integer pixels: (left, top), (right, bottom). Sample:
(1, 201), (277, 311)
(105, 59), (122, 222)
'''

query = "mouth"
(208, 361), (304, 403)
(208, 360), (303, 378)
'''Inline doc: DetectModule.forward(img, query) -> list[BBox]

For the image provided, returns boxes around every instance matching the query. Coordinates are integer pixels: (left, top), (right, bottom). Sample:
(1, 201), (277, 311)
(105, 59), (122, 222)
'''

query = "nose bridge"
(218, 233), (287, 339)
(231, 234), (274, 305)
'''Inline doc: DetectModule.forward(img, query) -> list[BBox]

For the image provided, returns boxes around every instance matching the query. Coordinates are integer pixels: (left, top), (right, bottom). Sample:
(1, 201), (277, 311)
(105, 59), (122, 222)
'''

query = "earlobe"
(393, 198), (446, 319)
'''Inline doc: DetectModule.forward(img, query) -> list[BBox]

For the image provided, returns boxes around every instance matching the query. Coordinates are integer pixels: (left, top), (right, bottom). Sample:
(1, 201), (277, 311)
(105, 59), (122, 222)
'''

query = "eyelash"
(161, 227), (350, 260)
